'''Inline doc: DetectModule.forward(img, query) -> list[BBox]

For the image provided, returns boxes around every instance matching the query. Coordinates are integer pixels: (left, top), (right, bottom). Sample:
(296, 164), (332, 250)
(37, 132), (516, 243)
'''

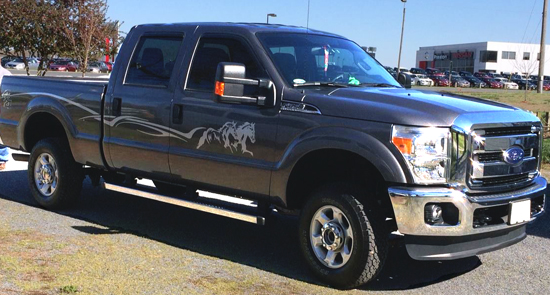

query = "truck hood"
(298, 87), (535, 127)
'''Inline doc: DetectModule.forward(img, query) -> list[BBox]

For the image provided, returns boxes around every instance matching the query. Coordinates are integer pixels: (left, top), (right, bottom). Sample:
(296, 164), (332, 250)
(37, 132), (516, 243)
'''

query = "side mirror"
(214, 62), (274, 106)
(398, 72), (412, 89)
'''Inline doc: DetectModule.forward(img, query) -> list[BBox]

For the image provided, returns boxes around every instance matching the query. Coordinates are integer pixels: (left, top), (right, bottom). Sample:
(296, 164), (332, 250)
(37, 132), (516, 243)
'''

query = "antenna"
(306, 0), (311, 32)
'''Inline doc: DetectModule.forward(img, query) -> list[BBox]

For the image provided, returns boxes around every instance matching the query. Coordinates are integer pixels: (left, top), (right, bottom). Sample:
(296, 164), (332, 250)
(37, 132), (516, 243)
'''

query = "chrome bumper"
(388, 177), (546, 237)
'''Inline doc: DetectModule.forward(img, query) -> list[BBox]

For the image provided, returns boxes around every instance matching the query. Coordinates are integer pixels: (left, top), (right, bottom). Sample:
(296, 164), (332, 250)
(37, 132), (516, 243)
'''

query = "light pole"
(267, 13), (277, 24)
(396, 0), (407, 78)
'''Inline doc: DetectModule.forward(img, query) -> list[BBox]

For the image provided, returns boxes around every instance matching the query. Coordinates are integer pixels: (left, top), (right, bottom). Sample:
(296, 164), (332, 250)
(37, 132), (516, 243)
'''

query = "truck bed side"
(0, 76), (107, 167)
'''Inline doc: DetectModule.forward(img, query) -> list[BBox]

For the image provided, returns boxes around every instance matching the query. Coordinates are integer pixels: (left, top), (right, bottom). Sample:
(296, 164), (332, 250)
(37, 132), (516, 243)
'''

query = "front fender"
(270, 126), (408, 204)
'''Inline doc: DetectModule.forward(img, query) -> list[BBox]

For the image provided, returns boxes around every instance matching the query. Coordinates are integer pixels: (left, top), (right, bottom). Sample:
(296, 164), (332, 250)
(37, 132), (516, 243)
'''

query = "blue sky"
(107, 0), (548, 68)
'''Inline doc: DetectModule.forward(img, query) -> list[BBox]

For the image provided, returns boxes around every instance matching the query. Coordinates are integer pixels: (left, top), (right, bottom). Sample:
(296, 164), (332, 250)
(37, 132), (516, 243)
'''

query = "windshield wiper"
(294, 82), (349, 88)
(361, 82), (400, 88)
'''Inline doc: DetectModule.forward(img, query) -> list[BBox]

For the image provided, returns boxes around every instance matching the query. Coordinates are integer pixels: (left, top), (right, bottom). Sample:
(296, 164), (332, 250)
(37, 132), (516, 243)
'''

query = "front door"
(169, 34), (279, 195)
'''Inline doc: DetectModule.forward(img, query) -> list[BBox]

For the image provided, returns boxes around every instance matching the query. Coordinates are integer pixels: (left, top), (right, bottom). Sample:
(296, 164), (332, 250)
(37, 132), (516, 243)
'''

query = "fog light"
(425, 204), (443, 225)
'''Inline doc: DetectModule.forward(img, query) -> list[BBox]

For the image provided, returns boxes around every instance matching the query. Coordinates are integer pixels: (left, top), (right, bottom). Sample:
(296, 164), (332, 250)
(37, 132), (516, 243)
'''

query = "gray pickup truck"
(0, 23), (546, 289)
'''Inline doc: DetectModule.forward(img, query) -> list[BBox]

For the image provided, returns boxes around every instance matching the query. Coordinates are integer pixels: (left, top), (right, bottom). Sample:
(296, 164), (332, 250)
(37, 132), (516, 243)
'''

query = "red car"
(430, 76), (450, 86)
(49, 60), (79, 72)
(426, 67), (445, 76)
(481, 78), (504, 88)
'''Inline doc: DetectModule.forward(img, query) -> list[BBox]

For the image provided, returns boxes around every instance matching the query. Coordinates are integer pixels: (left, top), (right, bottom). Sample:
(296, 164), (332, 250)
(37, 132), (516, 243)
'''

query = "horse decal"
(197, 121), (256, 156)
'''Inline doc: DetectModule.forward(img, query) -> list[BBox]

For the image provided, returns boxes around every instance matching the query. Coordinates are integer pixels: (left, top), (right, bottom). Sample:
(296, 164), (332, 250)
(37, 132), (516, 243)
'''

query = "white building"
(416, 42), (550, 76)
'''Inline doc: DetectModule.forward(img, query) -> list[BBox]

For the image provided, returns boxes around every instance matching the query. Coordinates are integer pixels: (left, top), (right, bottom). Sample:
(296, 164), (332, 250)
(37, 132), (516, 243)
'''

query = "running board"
(102, 183), (265, 225)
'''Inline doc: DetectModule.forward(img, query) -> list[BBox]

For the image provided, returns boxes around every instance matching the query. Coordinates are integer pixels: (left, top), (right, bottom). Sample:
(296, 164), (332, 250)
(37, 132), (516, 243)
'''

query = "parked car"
(50, 60), (78, 72)
(384, 66), (396, 77)
(512, 78), (537, 90)
(481, 77), (504, 88)
(5, 57), (40, 70)
(426, 67), (444, 76)
(410, 67), (426, 75)
(1, 56), (17, 67)
(411, 74), (433, 86)
(526, 77), (550, 91)
(501, 72), (512, 79)
(430, 75), (450, 86)
(459, 71), (473, 77)
(450, 75), (470, 87)
(512, 74), (528, 80)
(87, 62), (102, 73)
(444, 71), (459, 77)
(486, 72), (503, 79)
(463, 76), (486, 87)
(494, 77), (519, 90)
(474, 72), (490, 78)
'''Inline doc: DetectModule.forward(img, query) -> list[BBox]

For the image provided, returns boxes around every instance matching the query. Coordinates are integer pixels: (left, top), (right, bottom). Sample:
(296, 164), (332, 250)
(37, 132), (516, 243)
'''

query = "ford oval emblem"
(503, 147), (524, 165)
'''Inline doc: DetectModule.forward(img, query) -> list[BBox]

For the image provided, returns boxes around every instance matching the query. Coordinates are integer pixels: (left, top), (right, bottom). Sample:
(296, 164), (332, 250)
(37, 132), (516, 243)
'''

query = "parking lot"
(0, 159), (548, 295)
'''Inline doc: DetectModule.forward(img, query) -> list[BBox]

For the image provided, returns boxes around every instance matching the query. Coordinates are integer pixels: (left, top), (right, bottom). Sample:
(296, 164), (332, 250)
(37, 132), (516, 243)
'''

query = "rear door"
(104, 31), (186, 174)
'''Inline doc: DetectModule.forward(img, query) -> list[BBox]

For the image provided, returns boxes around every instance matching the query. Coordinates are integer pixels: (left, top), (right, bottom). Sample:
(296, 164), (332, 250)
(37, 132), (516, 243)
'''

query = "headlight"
(391, 125), (451, 184)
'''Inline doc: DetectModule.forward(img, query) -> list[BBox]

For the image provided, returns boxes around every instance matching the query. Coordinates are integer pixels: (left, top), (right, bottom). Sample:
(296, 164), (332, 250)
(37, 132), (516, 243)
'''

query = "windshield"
(257, 33), (400, 87)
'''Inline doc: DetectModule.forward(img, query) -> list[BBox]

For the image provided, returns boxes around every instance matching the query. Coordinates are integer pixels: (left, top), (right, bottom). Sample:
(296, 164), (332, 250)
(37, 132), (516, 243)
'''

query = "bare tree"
(512, 45), (540, 101)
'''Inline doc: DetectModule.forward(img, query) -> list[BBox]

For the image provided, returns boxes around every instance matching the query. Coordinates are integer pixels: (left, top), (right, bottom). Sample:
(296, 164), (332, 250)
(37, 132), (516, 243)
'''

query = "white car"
(87, 62), (102, 73)
(411, 74), (434, 86)
(5, 58), (39, 70)
(494, 77), (519, 90)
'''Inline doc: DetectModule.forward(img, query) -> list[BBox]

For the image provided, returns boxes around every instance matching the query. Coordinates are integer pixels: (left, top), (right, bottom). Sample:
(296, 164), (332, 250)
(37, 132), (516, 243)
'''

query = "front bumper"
(388, 176), (546, 259)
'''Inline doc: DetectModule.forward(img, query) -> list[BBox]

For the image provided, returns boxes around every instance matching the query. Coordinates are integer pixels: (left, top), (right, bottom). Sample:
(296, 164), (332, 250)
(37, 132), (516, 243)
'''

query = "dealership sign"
(433, 51), (474, 61)
(452, 52), (473, 59)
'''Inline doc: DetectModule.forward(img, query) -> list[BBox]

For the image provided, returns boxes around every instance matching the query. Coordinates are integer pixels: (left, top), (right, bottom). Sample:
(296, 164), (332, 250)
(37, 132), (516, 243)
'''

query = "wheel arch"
(18, 97), (77, 153)
(270, 127), (407, 215)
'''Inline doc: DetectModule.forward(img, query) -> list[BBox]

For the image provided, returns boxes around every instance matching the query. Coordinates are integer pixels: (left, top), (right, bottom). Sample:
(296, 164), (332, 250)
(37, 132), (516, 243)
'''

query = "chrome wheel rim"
(34, 153), (58, 197)
(310, 205), (354, 269)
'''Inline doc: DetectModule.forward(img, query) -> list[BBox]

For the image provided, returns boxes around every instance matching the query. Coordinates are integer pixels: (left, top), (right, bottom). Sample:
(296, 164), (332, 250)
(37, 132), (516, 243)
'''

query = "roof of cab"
(133, 22), (345, 39)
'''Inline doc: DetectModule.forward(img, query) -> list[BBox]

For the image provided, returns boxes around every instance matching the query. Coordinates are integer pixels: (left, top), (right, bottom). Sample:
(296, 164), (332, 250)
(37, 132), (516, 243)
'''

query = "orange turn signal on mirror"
(392, 137), (412, 154)
(215, 81), (225, 96)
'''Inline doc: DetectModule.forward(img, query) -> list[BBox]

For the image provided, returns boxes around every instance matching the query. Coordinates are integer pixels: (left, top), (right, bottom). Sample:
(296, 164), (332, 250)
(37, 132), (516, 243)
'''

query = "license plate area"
(509, 199), (531, 225)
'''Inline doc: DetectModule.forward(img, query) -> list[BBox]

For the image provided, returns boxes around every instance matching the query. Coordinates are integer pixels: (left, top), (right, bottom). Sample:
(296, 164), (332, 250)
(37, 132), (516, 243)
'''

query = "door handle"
(172, 104), (183, 124)
(112, 98), (122, 116)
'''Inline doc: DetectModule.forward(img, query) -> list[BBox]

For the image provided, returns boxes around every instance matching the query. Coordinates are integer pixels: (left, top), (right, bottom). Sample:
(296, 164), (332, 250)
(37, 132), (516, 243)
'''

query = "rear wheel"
(299, 183), (388, 289)
(28, 138), (83, 209)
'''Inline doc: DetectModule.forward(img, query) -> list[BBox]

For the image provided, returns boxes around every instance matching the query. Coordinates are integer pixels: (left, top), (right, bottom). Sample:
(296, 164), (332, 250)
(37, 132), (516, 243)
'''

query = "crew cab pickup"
(0, 23), (546, 289)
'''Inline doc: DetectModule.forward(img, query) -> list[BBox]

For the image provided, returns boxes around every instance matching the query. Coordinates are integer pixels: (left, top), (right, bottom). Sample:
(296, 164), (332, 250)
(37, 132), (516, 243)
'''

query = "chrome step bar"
(103, 183), (265, 225)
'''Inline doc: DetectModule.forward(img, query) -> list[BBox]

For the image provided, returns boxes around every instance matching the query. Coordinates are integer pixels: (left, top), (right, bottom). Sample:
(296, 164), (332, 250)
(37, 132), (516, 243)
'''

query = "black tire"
(299, 183), (388, 289)
(28, 138), (83, 209)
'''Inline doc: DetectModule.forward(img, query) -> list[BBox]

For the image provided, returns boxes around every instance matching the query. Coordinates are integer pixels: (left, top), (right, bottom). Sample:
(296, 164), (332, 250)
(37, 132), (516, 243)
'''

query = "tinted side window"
(187, 37), (265, 91)
(125, 35), (183, 87)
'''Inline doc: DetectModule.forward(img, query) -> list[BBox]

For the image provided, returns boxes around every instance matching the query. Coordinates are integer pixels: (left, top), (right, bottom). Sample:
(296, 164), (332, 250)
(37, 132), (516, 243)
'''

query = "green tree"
(63, 0), (109, 77)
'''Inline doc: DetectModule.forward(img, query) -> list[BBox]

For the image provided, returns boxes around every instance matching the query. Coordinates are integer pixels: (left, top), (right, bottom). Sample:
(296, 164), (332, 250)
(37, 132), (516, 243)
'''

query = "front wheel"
(299, 183), (388, 289)
(28, 138), (83, 209)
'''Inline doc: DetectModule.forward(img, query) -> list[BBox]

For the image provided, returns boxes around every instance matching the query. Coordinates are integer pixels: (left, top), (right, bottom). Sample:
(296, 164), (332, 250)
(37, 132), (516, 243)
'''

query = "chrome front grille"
(468, 126), (541, 188)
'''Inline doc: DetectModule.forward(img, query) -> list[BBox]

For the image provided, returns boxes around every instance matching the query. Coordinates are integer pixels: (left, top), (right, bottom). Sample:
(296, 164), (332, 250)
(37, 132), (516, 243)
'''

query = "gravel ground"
(0, 158), (548, 295)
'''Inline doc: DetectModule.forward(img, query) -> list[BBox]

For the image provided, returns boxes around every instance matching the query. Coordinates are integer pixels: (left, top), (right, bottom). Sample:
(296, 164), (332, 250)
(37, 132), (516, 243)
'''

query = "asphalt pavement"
(0, 158), (548, 294)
